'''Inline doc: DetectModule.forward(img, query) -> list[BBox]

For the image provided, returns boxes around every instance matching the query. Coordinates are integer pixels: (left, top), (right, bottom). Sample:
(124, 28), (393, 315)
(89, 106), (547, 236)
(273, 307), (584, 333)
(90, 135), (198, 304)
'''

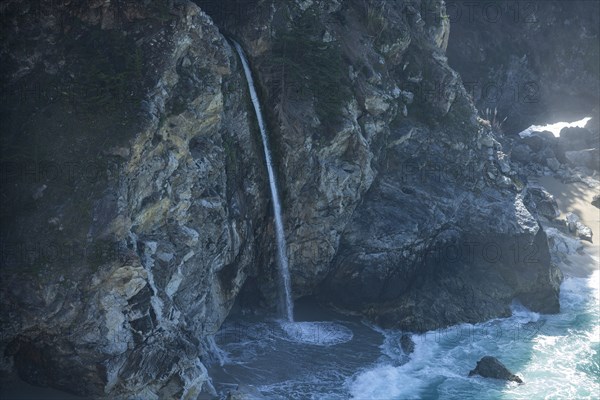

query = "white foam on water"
(350, 363), (425, 399)
(502, 270), (600, 399)
(349, 332), (438, 399)
(205, 336), (230, 366)
(510, 301), (541, 324)
(280, 321), (353, 346)
(350, 268), (600, 400)
(518, 116), (591, 138)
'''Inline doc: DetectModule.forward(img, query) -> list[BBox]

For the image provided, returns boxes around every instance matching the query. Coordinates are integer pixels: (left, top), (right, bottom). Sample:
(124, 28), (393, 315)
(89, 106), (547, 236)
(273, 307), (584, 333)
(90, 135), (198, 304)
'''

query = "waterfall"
(232, 40), (294, 322)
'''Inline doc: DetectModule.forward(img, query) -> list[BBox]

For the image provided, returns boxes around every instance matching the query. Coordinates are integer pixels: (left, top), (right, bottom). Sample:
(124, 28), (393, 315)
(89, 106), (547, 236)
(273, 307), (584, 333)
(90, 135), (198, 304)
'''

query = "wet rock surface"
(468, 356), (524, 384)
(223, 0), (561, 332)
(0, 0), (581, 397)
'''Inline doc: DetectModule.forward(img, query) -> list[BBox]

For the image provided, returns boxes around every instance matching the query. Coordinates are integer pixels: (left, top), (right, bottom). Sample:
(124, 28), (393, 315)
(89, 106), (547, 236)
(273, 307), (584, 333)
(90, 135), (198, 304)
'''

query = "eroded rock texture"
(1, 1), (268, 397)
(0, 0), (572, 397)
(446, 0), (600, 133)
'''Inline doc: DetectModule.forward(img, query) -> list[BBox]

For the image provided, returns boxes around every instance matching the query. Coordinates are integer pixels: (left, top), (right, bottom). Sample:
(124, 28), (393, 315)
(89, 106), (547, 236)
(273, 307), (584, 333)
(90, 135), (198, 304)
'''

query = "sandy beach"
(537, 176), (600, 276)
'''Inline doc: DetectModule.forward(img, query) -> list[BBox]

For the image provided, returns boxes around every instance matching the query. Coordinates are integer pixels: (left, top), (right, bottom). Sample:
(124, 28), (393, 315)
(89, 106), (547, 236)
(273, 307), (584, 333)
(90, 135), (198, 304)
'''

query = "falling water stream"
(211, 42), (600, 399)
(232, 40), (294, 322)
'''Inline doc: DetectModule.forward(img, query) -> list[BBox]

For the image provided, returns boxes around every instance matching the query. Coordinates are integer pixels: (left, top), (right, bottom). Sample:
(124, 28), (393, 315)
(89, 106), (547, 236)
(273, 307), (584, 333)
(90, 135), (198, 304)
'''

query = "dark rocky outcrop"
(566, 213), (593, 243)
(447, 0), (600, 134)
(1, 1), (269, 397)
(468, 356), (524, 384)
(0, 0), (572, 397)
(528, 186), (560, 221)
(221, 0), (561, 332)
(592, 194), (600, 209)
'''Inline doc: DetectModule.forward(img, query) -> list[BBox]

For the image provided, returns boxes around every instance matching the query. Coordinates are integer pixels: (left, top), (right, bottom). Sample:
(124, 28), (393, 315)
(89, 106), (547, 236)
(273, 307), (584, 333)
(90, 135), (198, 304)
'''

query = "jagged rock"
(1, 1), (267, 398)
(546, 157), (562, 172)
(447, 0), (599, 134)
(592, 194), (600, 209)
(545, 227), (583, 265)
(528, 186), (560, 220)
(365, 94), (390, 116)
(559, 127), (597, 152)
(322, 115), (562, 330)
(468, 356), (523, 384)
(566, 212), (593, 242)
(564, 149), (600, 171)
(0, 0), (572, 397)
(511, 144), (532, 164)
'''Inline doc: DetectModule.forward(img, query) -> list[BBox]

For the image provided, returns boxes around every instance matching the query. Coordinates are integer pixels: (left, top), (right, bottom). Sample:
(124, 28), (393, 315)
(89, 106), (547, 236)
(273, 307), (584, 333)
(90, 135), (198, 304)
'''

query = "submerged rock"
(468, 356), (523, 384)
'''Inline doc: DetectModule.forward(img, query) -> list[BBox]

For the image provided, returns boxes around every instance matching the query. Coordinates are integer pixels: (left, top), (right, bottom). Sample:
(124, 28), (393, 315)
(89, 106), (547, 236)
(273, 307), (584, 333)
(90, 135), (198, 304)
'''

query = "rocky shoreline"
(0, 0), (598, 398)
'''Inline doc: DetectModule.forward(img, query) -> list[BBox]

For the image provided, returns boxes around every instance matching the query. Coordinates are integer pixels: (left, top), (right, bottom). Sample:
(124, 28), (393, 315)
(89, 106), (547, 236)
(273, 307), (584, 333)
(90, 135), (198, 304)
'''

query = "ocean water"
(350, 268), (599, 400)
(210, 267), (599, 399)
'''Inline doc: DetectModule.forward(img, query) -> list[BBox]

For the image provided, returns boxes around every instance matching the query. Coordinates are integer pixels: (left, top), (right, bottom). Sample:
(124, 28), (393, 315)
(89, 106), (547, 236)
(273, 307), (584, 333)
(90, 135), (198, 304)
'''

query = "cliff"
(0, 0), (573, 398)
(446, 0), (600, 133)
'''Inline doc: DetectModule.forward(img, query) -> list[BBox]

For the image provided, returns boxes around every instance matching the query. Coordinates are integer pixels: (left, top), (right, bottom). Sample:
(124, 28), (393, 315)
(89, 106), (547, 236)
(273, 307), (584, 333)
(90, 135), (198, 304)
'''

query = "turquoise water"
(212, 267), (599, 399)
(350, 269), (600, 400)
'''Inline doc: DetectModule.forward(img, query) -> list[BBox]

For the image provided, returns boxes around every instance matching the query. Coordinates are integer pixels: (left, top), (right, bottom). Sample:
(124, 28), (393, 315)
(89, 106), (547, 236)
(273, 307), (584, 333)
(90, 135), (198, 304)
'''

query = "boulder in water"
(592, 194), (600, 209)
(468, 356), (523, 384)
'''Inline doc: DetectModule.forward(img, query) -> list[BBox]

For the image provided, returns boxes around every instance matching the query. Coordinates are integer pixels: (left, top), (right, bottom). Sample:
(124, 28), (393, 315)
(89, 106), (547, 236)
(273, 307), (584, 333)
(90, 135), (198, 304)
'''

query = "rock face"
(0, 0), (567, 397)
(468, 356), (524, 384)
(447, 0), (600, 133)
(592, 194), (600, 209)
(566, 213), (593, 242)
(528, 186), (560, 221)
(220, 0), (561, 331)
(1, 1), (269, 398)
